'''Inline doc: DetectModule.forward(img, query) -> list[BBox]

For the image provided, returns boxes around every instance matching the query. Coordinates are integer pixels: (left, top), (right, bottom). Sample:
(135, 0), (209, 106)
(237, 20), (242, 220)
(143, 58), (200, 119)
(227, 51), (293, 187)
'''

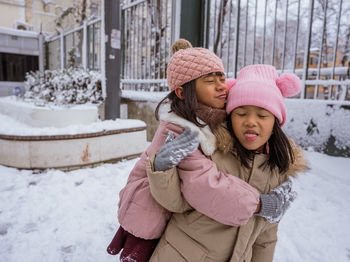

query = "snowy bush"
(23, 68), (103, 105)
(284, 100), (350, 157)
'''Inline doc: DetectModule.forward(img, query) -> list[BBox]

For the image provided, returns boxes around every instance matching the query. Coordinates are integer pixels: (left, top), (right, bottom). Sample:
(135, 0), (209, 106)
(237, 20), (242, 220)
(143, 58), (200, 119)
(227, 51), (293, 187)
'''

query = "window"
(309, 56), (318, 66)
(0, 53), (39, 81)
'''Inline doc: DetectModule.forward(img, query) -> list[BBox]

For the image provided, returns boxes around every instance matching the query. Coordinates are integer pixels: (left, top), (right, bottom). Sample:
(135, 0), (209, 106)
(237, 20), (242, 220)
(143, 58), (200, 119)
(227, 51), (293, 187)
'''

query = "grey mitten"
(256, 178), (297, 223)
(153, 127), (200, 171)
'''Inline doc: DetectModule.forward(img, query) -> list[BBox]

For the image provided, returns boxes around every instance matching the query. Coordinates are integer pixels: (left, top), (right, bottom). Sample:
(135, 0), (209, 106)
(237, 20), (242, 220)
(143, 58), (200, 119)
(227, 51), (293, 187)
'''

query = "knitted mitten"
(256, 178), (297, 223)
(154, 127), (199, 171)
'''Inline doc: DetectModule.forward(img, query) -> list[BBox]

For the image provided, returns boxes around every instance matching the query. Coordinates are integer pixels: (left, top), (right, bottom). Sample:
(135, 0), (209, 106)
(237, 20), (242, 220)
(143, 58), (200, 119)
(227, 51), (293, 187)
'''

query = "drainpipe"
(176, 0), (206, 47)
(103, 0), (121, 119)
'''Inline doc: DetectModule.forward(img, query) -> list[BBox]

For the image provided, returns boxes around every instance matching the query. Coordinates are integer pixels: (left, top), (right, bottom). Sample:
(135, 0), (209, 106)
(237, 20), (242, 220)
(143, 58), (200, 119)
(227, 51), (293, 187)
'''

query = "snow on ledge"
(121, 90), (169, 103)
(0, 26), (39, 38)
(0, 96), (102, 128)
(0, 112), (146, 137)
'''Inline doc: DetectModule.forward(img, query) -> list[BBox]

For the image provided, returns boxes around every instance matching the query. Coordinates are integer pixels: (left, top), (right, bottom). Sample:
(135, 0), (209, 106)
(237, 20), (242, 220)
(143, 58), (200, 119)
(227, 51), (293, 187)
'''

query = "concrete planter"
(0, 127), (146, 170)
(0, 96), (101, 128)
(0, 96), (147, 169)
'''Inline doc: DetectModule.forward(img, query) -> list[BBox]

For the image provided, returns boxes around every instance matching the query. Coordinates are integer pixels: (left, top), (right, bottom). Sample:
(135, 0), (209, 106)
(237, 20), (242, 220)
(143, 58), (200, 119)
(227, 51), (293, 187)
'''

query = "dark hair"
(226, 113), (295, 174)
(155, 80), (205, 127)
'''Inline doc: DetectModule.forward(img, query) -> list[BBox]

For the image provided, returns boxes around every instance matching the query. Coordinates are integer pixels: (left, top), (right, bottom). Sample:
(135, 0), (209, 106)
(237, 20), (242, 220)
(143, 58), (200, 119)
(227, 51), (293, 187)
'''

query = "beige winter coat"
(147, 137), (305, 262)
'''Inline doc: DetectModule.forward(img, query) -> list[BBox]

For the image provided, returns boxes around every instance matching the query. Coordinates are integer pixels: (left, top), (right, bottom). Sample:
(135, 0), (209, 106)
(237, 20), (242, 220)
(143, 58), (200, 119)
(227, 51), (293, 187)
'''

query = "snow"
(121, 90), (169, 102)
(0, 112), (145, 136)
(0, 26), (39, 38)
(284, 99), (350, 152)
(0, 151), (349, 262)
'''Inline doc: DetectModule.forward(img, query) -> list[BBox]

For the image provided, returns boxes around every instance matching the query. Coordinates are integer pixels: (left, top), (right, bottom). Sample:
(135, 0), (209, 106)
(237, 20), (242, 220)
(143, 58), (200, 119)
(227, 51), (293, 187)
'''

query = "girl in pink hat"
(146, 64), (306, 261)
(107, 40), (304, 262)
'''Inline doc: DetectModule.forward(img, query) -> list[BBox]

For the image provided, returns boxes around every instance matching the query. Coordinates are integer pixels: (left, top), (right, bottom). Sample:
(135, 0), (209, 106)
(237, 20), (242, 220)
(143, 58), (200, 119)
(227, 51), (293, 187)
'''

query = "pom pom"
(276, 73), (302, 98)
(226, 78), (237, 90)
(171, 39), (193, 54)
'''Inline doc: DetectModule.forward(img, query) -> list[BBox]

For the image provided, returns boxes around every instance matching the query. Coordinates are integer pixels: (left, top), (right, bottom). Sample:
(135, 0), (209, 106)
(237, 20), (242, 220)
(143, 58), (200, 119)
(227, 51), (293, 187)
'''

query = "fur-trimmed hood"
(159, 104), (216, 156)
(287, 139), (307, 177)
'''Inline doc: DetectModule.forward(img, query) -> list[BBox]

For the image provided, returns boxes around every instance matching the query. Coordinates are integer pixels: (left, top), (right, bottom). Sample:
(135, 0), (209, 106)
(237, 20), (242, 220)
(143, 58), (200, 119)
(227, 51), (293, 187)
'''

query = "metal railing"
(205, 0), (350, 103)
(45, 17), (102, 71)
(120, 0), (174, 91)
(44, 0), (350, 103)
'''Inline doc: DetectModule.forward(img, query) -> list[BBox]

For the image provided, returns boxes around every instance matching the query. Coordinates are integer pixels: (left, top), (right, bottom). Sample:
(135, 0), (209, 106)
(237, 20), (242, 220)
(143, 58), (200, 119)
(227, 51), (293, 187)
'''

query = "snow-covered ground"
(0, 151), (349, 262)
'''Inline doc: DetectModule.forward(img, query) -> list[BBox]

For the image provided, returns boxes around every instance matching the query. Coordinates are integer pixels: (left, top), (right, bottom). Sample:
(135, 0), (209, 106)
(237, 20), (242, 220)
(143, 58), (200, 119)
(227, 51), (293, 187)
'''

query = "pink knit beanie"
(167, 44), (224, 91)
(226, 64), (301, 126)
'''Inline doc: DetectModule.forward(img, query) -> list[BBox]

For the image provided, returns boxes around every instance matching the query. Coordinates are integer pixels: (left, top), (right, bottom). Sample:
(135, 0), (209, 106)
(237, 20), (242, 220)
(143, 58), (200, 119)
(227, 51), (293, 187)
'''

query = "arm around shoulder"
(146, 154), (192, 213)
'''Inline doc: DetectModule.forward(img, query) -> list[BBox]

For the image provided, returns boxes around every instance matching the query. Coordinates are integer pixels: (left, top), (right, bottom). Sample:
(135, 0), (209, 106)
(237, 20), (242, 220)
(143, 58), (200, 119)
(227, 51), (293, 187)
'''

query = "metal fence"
(205, 0), (350, 103)
(45, 17), (102, 71)
(44, 0), (350, 103)
(120, 0), (174, 91)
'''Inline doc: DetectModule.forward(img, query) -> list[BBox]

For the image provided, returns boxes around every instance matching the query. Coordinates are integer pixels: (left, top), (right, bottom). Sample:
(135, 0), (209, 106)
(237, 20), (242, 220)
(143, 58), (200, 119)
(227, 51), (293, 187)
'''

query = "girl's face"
(231, 105), (275, 151)
(195, 72), (228, 109)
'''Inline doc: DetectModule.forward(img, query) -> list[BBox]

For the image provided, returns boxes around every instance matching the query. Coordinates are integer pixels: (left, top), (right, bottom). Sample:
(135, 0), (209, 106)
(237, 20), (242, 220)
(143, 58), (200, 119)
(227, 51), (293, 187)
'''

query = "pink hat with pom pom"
(167, 48), (224, 91)
(226, 64), (301, 126)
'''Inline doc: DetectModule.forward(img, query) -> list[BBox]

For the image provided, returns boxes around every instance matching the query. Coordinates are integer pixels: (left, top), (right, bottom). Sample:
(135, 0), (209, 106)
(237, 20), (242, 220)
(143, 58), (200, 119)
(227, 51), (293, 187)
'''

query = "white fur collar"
(159, 104), (216, 156)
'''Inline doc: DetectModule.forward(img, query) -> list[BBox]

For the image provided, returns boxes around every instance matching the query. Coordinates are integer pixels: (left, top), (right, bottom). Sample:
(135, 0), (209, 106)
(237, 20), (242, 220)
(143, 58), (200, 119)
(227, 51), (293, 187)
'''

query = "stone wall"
(121, 98), (160, 141)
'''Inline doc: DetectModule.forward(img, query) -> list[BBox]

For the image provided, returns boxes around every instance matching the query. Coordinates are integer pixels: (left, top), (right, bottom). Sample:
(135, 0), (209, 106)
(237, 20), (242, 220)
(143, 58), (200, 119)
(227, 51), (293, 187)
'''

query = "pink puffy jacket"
(117, 112), (260, 239)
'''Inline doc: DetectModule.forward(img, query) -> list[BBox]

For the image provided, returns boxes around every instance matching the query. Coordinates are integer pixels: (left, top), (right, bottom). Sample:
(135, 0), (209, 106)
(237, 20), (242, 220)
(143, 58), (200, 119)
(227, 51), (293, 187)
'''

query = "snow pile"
(0, 112), (145, 136)
(24, 69), (103, 105)
(0, 152), (349, 262)
(284, 99), (350, 156)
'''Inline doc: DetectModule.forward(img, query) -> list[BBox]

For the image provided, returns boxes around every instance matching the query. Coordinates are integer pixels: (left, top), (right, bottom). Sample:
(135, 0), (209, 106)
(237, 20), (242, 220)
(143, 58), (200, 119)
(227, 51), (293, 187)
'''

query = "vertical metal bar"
(272, 0), (278, 66)
(127, 8), (131, 81)
(126, 8), (129, 82)
(161, 1), (168, 82)
(233, 0), (241, 77)
(167, 1), (171, 63)
(219, 0), (225, 56)
(261, 0), (267, 64)
(152, 0), (155, 80)
(331, 0), (342, 79)
(301, 0), (315, 99)
(142, 2), (145, 80)
(282, 0), (289, 71)
(171, 0), (181, 43)
(138, 4), (141, 84)
(213, 0), (217, 50)
(136, 4), (139, 82)
(157, 1), (161, 83)
(101, 0), (106, 97)
(292, 0), (301, 72)
(82, 20), (88, 70)
(252, 0), (257, 64)
(151, 0), (155, 79)
(133, 6), (136, 82)
(332, 0), (343, 100)
(92, 24), (96, 69)
(163, 1), (166, 82)
(315, 0), (328, 99)
(121, 10), (125, 80)
(148, 1), (151, 79)
(60, 31), (64, 69)
(134, 5), (137, 83)
(243, 0), (249, 66)
(203, 0), (209, 48)
(38, 32), (44, 72)
(226, 0), (233, 76)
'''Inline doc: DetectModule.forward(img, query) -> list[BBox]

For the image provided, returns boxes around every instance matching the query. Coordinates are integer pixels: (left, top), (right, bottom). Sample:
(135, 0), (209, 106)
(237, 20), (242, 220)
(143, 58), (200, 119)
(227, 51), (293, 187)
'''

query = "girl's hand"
(154, 127), (200, 171)
(255, 178), (297, 223)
